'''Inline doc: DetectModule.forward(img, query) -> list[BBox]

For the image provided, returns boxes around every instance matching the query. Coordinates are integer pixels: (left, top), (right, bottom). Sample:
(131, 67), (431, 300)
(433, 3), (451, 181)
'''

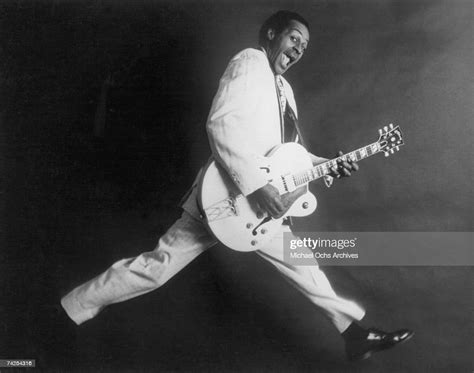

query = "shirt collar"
(260, 46), (280, 78)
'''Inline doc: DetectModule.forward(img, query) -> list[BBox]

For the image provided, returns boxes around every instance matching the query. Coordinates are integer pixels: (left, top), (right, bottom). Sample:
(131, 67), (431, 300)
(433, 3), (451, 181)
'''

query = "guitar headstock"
(377, 124), (404, 157)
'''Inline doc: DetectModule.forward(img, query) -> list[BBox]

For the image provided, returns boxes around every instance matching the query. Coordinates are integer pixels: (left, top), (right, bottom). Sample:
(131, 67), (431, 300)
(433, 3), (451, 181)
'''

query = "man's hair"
(258, 10), (310, 46)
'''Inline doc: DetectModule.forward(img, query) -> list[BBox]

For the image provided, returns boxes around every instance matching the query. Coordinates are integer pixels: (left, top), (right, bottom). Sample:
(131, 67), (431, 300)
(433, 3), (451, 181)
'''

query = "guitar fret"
(294, 167), (321, 187)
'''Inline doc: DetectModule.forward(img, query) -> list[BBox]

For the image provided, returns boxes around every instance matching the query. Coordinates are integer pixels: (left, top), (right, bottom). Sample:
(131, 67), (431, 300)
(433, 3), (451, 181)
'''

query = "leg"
(256, 225), (365, 332)
(61, 211), (216, 325)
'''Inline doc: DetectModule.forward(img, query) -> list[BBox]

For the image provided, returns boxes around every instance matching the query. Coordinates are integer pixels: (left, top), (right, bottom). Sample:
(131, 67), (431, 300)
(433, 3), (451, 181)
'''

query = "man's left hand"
(329, 150), (359, 178)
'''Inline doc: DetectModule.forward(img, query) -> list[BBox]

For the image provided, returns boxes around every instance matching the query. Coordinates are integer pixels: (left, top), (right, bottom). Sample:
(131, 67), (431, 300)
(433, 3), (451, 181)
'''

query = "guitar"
(198, 124), (404, 252)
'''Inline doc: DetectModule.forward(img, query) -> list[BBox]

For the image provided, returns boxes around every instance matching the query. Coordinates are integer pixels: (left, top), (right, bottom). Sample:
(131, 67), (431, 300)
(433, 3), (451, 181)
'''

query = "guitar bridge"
(204, 196), (239, 222)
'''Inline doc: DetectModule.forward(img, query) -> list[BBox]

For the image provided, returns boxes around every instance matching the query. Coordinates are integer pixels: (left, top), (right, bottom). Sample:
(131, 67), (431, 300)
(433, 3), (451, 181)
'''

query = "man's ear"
(266, 28), (275, 41)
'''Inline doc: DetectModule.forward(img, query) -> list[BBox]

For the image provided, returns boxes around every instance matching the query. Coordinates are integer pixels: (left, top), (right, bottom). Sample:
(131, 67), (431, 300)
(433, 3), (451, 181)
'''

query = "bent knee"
(126, 251), (171, 286)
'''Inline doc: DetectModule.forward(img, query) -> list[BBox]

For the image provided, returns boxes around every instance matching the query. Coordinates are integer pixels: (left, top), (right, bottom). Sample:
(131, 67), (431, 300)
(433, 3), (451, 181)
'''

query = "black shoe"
(345, 328), (414, 361)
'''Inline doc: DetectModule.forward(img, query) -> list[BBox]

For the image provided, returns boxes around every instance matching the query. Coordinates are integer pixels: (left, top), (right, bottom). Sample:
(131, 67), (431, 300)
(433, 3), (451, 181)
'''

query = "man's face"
(264, 20), (310, 75)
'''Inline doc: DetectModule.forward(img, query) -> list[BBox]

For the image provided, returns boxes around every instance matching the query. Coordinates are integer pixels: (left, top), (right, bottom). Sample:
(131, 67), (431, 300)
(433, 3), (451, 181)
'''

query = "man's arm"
(206, 50), (269, 196)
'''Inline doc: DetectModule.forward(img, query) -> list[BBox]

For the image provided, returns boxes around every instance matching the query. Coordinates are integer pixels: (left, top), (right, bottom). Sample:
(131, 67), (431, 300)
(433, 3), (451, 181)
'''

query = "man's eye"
(290, 36), (297, 42)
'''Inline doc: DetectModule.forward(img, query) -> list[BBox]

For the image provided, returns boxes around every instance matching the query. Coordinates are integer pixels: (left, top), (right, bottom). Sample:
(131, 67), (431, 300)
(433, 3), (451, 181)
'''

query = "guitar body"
(198, 143), (317, 252)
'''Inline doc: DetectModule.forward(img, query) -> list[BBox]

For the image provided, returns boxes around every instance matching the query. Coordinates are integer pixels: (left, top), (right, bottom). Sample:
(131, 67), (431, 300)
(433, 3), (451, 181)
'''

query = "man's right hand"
(249, 184), (286, 219)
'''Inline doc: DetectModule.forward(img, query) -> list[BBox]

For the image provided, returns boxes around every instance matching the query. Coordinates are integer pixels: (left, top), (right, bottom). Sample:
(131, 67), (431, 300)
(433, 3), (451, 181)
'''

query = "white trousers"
(61, 211), (365, 332)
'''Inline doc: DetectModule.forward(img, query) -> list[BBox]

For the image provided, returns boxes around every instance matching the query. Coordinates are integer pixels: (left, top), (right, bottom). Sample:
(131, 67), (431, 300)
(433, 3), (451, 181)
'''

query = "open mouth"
(283, 52), (296, 67)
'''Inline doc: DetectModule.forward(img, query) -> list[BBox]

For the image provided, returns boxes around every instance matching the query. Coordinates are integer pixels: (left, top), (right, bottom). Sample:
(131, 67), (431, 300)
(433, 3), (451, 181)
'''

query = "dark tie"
(275, 76), (304, 145)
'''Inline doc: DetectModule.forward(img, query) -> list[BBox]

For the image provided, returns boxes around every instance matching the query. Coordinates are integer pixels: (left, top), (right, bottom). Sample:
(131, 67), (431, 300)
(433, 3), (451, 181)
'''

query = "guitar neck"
(293, 142), (381, 187)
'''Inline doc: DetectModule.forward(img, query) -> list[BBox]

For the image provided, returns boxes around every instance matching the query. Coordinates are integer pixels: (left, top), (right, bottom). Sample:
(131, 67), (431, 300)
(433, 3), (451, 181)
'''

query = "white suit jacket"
(181, 48), (298, 219)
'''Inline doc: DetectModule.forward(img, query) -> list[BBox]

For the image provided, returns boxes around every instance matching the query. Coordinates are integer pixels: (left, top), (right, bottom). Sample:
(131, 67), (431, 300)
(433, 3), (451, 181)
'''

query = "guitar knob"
(302, 202), (309, 209)
(256, 211), (264, 219)
(251, 240), (257, 246)
(261, 229), (267, 234)
(246, 223), (253, 229)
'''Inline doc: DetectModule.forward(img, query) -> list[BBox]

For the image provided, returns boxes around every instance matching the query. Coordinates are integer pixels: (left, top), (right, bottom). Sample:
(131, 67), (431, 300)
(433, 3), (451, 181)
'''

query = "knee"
(125, 251), (171, 287)
(141, 250), (170, 267)
(110, 250), (169, 271)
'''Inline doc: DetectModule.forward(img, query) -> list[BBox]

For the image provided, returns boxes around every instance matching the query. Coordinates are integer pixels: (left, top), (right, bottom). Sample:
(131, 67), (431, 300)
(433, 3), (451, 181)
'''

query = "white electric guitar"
(198, 124), (404, 252)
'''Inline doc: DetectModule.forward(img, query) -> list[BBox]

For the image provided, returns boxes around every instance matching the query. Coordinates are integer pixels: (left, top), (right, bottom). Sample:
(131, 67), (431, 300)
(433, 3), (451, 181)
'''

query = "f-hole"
(252, 216), (272, 236)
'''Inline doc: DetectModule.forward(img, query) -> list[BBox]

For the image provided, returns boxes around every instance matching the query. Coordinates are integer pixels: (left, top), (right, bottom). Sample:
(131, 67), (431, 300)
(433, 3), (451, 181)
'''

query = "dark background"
(1, 0), (472, 371)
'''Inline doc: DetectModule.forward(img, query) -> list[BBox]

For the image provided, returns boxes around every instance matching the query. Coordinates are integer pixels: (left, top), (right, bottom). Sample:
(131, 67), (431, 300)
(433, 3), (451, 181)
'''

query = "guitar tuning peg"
(390, 148), (394, 154)
(396, 146), (400, 151)
(389, 123), (394, 129)
(379, 128), (383, 136)
(384, 152), (389, 157)
(384, 126), (388, 132)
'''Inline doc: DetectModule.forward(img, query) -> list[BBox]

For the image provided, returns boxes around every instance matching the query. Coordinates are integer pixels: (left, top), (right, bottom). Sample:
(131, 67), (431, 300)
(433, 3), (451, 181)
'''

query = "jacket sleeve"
(206, 50), (269, 196)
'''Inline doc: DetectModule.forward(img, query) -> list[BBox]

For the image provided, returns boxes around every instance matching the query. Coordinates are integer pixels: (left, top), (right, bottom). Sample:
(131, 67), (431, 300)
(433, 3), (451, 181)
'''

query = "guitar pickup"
(281, 174), (296, 193)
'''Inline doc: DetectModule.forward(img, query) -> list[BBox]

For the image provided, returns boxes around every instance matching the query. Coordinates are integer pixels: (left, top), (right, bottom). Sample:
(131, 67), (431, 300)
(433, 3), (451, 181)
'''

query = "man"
(61, 11), (413, 361)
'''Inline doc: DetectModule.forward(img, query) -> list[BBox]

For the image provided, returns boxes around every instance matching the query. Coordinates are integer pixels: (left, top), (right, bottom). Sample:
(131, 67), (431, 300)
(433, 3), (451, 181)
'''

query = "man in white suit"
(61, 10), (413, 361)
